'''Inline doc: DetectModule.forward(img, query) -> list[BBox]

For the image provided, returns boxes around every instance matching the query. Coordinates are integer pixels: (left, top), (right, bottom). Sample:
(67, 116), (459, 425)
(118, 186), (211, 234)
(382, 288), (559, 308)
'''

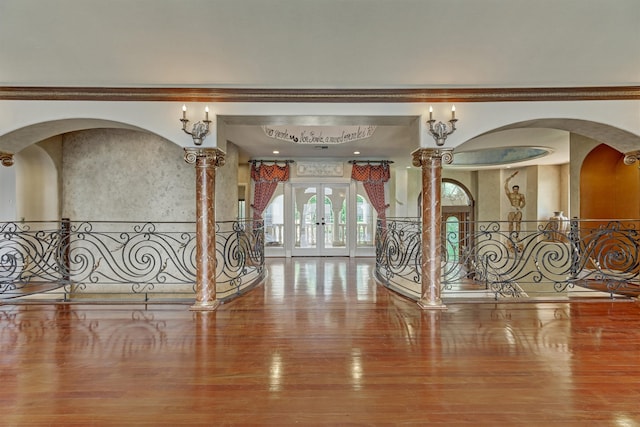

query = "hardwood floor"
(1, 257), (640, 426)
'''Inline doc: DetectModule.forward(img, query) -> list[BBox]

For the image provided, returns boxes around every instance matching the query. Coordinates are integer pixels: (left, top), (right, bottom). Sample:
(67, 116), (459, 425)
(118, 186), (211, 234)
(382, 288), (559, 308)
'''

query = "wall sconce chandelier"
(180, 104), (212, 145)
(427, 105), (458, 146)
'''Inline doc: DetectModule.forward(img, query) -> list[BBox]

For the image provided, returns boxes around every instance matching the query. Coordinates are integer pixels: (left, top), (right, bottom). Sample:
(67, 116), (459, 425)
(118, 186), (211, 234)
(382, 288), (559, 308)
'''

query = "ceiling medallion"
(262, 125), (376, 144)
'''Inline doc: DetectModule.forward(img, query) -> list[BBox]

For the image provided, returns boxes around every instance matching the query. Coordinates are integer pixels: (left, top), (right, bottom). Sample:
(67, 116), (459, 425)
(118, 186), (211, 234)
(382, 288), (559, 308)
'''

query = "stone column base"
(190, 300), (221, 312)
(417, 298), (447, 311)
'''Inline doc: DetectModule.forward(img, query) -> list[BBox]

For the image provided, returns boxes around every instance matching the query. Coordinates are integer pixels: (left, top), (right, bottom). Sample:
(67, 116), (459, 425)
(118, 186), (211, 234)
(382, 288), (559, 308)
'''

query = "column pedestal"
(412, 148), (453, 311)
(184, 147), (226, 311)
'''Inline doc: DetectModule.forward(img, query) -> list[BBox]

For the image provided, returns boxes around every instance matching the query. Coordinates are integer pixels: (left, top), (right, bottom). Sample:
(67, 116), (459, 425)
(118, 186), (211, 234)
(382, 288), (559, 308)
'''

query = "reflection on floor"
(1, 257), (640, 425)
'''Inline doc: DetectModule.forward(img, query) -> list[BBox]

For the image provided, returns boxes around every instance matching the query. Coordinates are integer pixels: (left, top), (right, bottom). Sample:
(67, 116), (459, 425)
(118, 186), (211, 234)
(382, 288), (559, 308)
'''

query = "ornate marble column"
(623, 150), (640, 166)
(1, 151), (14, 167)
(184, 147), (226, 311)
(412, 148), (453, 310)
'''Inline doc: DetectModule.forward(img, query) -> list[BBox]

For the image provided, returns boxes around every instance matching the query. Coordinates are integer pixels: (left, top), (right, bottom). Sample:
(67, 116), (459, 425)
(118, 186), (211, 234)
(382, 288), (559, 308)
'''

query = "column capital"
(184, 147), (226, 167)
(411, 148), (454, 166)
(623, 150), (640, 166)
(0, 151), (14, 167)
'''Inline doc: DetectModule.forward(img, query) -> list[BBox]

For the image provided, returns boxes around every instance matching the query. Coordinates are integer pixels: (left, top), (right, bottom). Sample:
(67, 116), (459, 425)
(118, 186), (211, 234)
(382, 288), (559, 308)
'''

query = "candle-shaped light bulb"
(182, 104), (187, 119)
(451, 105), (456, 120)
(205, 106), (209, 121)
(429, 106), (433, 121)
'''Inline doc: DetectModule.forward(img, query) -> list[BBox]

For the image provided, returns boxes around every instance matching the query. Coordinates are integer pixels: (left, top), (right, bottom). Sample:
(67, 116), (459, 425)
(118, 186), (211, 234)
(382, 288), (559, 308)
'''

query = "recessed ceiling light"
(273, 150), (279, 154)
(353, 151), (360, 155)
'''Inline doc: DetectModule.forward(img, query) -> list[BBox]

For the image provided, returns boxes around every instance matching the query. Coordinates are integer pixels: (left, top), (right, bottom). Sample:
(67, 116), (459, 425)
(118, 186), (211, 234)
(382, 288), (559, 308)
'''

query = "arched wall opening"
(0, 119), (192, 222)
(452, 118), (640, 222)
(1, 119), (239, 223)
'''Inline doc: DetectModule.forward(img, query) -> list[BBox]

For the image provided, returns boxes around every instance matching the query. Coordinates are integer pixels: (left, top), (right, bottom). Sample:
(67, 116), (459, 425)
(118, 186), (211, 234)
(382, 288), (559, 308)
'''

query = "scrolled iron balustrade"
(375, 218), (422, 297)
(215, 220), (265, 297)
(376, 217), (640, 300)
(0, 219), (264, 302)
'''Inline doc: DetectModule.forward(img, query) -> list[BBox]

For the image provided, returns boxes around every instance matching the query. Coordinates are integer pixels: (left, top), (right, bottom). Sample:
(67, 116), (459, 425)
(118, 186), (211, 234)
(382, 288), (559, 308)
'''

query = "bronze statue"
(504, 171), (525, 237)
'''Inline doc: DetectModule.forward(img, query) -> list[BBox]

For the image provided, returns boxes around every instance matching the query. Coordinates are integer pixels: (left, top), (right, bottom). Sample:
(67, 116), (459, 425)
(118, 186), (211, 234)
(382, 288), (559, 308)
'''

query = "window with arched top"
(442, 181), (471, 206)
(417, 179), (474, 215)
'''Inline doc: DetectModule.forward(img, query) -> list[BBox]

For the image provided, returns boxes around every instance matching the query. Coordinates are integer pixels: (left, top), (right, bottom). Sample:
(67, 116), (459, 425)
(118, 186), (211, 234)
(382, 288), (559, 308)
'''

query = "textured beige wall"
(570, 134), (600, 219)
(0, 164), (16, 220)
(215, 141), (239, 222)
(38, 135), (63, 217)
(237, 163), (250, 219)
(560, 163), (570, 218)
(524, 166), (537, 226)
(536, 164), (566, 221)
(62, 129), (195, 222)
(406, 168), (421, 217)
(442, 169), (474, 196)
(476, 169), (502, 222)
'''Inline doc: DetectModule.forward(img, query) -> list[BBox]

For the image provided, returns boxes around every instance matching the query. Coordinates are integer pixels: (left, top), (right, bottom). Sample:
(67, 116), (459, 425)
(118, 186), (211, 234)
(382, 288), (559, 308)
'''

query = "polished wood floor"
(2, 257), (640, 426)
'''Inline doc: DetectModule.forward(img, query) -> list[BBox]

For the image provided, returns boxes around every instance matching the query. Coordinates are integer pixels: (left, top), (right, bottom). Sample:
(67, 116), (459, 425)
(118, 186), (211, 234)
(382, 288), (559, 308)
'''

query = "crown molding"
(0, 85), (638, 103)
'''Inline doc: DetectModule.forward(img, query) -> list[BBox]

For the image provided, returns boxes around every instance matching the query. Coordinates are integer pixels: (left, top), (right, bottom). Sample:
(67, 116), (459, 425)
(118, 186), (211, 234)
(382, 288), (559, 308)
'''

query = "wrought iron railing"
(375, 218), (422, 298)
(0, 219), (264, 302)
(376, 217), (640, 300)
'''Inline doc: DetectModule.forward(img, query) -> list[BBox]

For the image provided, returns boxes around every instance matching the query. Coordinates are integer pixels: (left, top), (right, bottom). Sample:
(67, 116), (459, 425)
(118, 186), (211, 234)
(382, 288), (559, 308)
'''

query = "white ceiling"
(2, 0), (638, 167)
(2, 0), (638, 88)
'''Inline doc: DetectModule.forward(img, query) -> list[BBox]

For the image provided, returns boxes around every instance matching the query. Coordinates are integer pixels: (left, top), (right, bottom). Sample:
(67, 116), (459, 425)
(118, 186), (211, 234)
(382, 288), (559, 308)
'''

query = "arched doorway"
(418, 179), (475, 264)
(442, 179), (474, 264)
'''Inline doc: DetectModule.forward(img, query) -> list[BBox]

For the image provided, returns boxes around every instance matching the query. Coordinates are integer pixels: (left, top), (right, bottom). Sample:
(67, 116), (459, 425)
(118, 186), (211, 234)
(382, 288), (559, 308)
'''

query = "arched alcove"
(14, 143), (59, 221)
(580, 144), (640, 219)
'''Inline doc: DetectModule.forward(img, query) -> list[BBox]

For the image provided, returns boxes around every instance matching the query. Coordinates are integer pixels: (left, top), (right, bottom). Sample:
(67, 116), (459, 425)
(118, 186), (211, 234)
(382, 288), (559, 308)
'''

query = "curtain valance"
(351, 162), (390, 226)
(251, 162), (290, 183)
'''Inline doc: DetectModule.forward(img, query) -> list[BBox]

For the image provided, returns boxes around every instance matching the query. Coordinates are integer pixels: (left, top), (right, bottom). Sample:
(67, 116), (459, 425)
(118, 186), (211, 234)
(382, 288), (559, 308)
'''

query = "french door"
(292, 183), (349, 256)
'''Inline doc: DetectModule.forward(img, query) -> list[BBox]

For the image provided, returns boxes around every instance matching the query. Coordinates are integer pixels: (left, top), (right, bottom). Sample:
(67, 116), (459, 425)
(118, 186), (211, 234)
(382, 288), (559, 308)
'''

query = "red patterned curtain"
(250, 162), (290, 221)
(351, 162), (391, 226)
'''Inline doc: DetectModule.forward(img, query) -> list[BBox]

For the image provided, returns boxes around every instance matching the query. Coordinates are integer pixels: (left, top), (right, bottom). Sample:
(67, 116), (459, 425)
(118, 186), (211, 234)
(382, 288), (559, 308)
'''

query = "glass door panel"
(292, 183), (349, 256)
(294, 185), (318, 251)
(355, 184), (375, 248)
